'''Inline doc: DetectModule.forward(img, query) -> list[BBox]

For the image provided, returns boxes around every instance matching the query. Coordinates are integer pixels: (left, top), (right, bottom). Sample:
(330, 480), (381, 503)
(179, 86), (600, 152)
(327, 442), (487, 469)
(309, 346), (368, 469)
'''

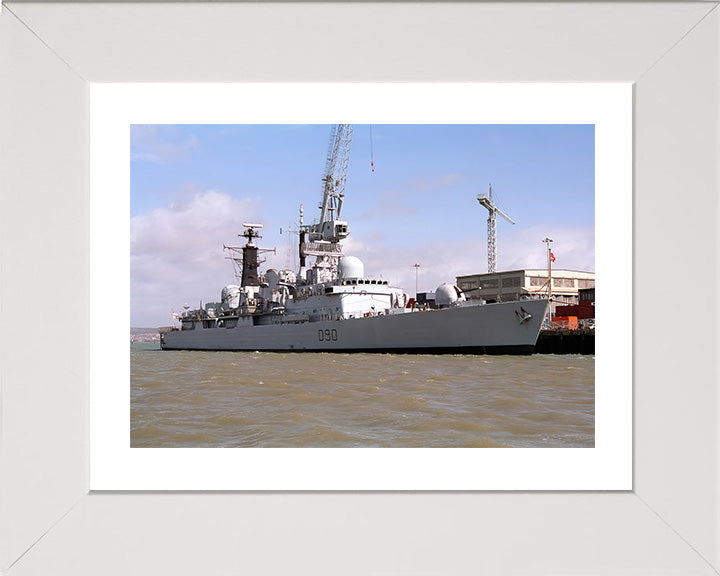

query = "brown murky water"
(131, 343), (594, 448)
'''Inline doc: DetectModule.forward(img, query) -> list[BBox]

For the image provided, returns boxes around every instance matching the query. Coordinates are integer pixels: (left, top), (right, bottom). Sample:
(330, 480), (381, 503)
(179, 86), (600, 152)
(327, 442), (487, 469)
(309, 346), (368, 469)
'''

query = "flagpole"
(413, 263), (420, 299)
(543, 237), (553, 323)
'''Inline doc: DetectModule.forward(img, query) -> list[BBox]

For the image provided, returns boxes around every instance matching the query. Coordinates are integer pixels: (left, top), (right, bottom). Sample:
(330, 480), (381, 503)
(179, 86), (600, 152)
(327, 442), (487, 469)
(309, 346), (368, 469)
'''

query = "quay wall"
(534, 329), (595, 355)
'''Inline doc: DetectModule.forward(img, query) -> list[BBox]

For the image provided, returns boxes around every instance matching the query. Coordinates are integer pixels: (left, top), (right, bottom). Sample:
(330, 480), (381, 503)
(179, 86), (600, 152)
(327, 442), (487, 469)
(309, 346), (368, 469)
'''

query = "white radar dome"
(221, 285), (241, 309)
(435, 283), (466, 308)
(338, 256), (365, 279)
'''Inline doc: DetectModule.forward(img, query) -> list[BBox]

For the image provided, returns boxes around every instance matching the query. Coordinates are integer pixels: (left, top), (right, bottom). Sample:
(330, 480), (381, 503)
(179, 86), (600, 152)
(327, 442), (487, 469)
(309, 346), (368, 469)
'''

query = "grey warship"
(159, 125), (549, 354)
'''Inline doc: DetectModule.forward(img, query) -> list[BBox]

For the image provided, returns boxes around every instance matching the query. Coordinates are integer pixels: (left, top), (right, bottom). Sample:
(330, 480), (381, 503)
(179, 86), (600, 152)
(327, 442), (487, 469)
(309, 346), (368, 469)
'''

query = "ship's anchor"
(515, 306), (532, 325)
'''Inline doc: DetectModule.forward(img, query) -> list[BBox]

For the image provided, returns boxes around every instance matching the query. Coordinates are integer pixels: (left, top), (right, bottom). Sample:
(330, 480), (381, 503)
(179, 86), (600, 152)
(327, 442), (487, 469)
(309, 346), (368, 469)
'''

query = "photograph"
(130, 123), (595, 448)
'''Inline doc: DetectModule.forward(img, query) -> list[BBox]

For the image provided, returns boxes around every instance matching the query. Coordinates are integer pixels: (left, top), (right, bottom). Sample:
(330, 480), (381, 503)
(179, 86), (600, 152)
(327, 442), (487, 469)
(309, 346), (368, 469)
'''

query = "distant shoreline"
(131, 327), (160, 342)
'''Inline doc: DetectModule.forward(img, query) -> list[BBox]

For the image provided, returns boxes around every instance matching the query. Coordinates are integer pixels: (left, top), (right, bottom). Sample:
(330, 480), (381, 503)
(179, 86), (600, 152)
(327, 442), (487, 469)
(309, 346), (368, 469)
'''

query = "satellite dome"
(338, 256), (364, 279)
(435, 283), (466, 308)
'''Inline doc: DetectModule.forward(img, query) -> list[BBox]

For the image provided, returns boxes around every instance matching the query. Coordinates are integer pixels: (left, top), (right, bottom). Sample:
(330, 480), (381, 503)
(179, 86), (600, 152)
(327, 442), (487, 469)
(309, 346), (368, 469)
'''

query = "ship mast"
(223, 223), (275, 286)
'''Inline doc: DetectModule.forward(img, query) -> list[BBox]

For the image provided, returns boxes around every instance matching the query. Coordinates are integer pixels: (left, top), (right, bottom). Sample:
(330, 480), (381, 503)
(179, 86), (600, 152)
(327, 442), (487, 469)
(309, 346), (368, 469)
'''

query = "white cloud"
(500, 225), (595, 273)
(131, 190), (259, 326)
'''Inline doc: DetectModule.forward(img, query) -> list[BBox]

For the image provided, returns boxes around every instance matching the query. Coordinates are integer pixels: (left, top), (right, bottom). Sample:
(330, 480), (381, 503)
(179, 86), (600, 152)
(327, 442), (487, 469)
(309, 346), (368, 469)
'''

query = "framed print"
(2, 2), (719, 575)
(90, 82), (630, 491)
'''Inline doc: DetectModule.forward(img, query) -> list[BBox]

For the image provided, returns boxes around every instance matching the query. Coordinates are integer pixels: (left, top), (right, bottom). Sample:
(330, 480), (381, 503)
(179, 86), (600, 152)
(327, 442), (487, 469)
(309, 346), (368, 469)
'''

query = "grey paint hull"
(161, 299), (549, 355)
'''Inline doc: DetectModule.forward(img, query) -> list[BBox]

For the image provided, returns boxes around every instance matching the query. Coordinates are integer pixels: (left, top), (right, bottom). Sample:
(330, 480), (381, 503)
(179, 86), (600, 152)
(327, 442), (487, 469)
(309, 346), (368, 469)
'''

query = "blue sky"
(131, 124), (594, 327)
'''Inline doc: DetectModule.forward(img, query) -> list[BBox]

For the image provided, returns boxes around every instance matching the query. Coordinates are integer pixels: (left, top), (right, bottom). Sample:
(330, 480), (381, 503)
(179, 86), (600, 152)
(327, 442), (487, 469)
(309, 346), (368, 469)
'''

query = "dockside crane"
(477, 184), (515, 274)
(299, 124), (354, 282)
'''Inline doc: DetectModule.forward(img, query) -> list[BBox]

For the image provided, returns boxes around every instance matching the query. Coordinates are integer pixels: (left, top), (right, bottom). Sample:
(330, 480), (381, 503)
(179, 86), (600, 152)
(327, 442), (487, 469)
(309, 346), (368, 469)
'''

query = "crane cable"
(370, 124), (375, 172)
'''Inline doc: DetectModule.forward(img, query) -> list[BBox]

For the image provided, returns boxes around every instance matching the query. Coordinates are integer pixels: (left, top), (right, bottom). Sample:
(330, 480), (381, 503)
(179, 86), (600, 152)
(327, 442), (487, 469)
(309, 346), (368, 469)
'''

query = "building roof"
(457, 268), (595, 279)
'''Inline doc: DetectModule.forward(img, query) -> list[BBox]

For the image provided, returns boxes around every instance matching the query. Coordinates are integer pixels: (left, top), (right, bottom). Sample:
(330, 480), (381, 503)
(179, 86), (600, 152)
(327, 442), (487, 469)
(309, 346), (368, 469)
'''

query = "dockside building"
(456, 269), (595, 314)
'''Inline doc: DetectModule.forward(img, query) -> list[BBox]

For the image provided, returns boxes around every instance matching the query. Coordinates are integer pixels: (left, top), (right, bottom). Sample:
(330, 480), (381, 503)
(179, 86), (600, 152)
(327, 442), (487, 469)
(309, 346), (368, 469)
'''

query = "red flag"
(550, 251), (556, 262)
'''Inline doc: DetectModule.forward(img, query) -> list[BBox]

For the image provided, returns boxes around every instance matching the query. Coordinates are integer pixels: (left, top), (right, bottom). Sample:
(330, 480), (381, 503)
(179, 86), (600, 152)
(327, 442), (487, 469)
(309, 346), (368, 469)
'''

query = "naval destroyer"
(159, 125), (549, 354)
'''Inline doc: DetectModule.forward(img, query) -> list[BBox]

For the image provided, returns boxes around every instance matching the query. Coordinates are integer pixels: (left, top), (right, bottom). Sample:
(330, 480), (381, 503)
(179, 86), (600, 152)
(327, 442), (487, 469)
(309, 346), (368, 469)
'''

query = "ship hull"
(160, 299), (549, 355)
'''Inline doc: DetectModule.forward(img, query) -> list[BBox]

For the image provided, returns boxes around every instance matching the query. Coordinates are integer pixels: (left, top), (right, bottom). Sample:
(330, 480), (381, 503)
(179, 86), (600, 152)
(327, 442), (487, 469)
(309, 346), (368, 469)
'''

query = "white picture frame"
(2, 2), (718, 574)
(90, 83), (630, 491)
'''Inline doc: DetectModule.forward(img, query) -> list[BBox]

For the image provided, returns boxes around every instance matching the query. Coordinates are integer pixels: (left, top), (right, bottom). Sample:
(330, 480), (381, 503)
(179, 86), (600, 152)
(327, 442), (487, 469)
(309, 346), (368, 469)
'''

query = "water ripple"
(131, 343), (594, 448)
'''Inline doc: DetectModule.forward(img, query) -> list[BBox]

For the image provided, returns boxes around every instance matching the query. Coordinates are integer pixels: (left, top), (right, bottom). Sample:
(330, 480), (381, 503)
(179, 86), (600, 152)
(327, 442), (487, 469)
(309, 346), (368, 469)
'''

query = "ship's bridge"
(324, 278), (393, 295)
(335, 278), (389, 287)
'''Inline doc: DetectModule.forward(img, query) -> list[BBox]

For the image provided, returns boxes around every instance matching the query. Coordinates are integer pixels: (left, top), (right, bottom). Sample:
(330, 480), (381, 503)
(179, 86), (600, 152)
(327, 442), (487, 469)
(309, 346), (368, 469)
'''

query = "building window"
(460, 281), (478, 291)
(480, 279), (498, 289)
(580, 288), (595, 301)
(530, 276), (546, 287)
